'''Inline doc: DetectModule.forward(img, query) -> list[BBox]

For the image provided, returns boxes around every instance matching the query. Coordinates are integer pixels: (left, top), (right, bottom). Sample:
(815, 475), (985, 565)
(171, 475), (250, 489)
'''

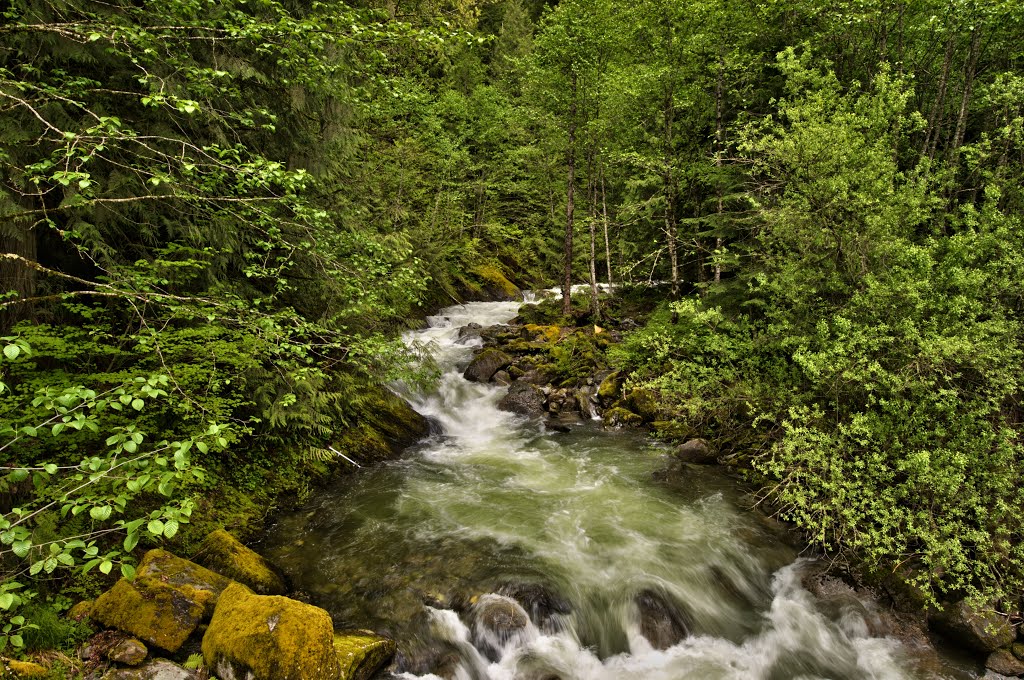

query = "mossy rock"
(464, 349), (513, 383)
(928, 600), (1015, 653)
(623, 388), (661, 422)
(202, 583), (340, 680)
(91, 578), (205, 653)
(359, 385), (429, 454)
(4, 660), (48, 678)
(470, 265), (521, 301)
(522, 324), (562, 345)
(596, 371), (623, 406)
(194, 530), (287, 595)
(602, 407), (643, 428)
(100, 658), (195, 679)
(68, 599), (95, 622)
(333, 630), (397, 680)
(649, 420), (696, 441)
(136, 549), (233, 619)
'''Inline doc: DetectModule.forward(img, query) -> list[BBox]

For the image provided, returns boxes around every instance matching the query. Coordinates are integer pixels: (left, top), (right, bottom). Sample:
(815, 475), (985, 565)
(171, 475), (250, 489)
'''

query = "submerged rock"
(929, 600), (1015, 653)
(498, 383), (546, 416)
(334, 630), (397, 680)
(194, 529), (287, 595)
(473, 595), (530, 661)
(635, 589), (690, 650)
(464, 348), (513, 383)
(499, 582), (572, 631)
(202, 583), (341, 680)
(674, 438), (716, 464)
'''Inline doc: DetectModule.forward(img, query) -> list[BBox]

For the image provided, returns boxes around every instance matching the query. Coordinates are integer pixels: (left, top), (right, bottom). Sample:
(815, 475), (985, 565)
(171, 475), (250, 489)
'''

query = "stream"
(260, 299), (979, 680)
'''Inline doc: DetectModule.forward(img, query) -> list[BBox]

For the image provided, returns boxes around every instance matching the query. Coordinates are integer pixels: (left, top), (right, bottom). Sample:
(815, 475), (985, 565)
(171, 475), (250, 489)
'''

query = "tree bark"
(950, 28), (982, 156)
(0, 221), (38, 333)
(600, 169), (613, 286)
(922, 29), (957, 161)
(562, 70), (577, 317)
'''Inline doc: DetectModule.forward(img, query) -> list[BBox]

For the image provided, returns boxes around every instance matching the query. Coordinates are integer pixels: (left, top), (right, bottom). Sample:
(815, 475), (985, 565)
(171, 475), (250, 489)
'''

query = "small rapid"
(261, 300), (976, 680)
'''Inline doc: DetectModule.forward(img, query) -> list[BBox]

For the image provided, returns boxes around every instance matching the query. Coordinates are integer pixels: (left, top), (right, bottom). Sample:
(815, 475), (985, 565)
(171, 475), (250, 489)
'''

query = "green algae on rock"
(136, 549), (233, 618)
(194, 530), (286, 595)
(333, 630), (397, 680)
(202, 583), (340, 680)
(91, 578), (205, 653)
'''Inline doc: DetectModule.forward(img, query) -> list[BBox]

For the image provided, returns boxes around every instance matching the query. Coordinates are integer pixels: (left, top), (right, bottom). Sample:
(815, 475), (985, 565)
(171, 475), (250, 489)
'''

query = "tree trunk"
(714, 53), (725, 285)
(950, 28), (982, 156)
(922, 30), (957, 161)
(0, 221), (38, 333)
(586, 154), (600, 321)
(562, 70), (577, 317)
(600, 170), (613, 286)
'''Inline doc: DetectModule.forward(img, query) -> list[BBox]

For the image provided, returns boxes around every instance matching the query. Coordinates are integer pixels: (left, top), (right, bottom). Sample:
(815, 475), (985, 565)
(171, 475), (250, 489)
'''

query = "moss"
(136, 549), (232, 619)
(333, 630), (397, 680)
(67, 600), (94, 623)
(91, 578), (204, 653)
(602, 407), (643, 428)
(4, 660), (48, 678)
(650, 420), (696, 441)
(470, 265), (520, 300)
(624, 388), (661, 422)
(597, 371), (623, 404)
(202, 583), (340, 680)
(194, 530), (286, 596)
(523, 324), (562, 345)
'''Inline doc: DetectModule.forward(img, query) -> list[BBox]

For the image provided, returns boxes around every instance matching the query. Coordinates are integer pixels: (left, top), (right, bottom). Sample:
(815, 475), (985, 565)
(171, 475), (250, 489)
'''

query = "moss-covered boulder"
(596, 371), (623, 406)
(623, 388), (661, 422)
(464, 349), (513, 383)
(202, 583), (340, 680)
(470, 265), (521, 301)
(522, 324), (562, 345)
(92, 578), (205, 653)
(333, 630), (397, 680)
(92, 550), (231, 652)
(136, 549), (233, 618)
(68, 599), (94, 622)
(194, 530), (286, 595)
(928, 600), (1016, 653)
(603, 407), (643, 428)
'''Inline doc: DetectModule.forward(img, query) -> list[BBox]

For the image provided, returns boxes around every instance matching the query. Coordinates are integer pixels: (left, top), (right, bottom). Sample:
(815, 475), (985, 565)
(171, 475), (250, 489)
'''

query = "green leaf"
(12, 540), (31, 558)
(10, 634), (22, 648)
(131, 398), (144, 411)
(3, 344), (20, 360)
(123, 532), (139, 553)
(147, 520), (164, 536)
(0, 594), (14, 610)
(28, 561), (43, 576)
(121, 563), (136, 580)
(99, 560), (113, 575)
(163, 520), (179, 539)
(43, 463), (57, 474)
(89, 505), (112, 521)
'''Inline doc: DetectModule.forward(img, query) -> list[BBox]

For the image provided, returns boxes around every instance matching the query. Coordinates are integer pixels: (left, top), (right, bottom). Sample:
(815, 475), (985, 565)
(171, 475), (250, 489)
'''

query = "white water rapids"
(261, 300), (978, 680)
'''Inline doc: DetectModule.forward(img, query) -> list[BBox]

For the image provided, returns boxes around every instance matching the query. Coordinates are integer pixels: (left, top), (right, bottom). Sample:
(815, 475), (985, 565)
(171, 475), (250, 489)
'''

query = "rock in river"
(194, 529), (287, 595)
(464, 348), (513, 383)
(498, 382), (547, 416)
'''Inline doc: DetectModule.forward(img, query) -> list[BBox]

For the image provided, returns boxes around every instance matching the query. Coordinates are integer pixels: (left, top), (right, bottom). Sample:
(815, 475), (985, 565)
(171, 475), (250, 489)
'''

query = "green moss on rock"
(470, 265), (521, 300)
(194, 530), (286, 596)
(596, 371), (623, 406)
(91, 578), (205, 653)
(5, 660), (48, 678)
(202, 583), (340, 680)
(602, 407), (643, 428)
(333, 630), (397, 680)
(624, 388), (661, 422)
(136, 549), (233, 619)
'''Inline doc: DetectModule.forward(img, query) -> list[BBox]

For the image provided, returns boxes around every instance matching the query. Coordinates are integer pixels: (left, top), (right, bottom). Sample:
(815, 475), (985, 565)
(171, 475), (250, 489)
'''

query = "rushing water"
(260, 300), (978, 680)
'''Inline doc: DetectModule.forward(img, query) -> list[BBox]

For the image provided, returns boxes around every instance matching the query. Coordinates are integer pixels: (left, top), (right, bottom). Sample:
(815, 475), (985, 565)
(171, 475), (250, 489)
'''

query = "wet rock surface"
(634, 589), (691, 650)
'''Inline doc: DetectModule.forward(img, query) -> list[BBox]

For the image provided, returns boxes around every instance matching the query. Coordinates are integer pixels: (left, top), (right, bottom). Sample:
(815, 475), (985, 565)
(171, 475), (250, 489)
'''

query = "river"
(260, 300), (979, 680)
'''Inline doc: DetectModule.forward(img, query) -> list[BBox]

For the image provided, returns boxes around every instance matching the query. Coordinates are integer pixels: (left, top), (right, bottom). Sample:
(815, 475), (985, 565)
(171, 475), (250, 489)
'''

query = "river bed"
(260, 300), (979, 680)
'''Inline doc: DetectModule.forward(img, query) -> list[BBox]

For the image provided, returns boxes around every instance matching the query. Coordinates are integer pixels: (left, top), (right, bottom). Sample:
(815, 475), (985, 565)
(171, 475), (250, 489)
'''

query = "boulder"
(136, 549), (233, 618)
(492, 370), (512, 386)
(499, 583), (572, 631)
(108, 637), (149, 666)
(602, 407), (642, 428)
(334, 630), (397, 680)
(1013, 643), (1024, 661)
(498, 383), (547, 416)
(202, 583), (341, 680)
(674, 439), (716, 465)
(987, 649), (1024, 677)
(194, 530), (287, 596)
(92, 579), (204, 653)
(596, 371), (623, 406)
(929, 601), (1016, 653)
(519, 366), (555, 385)
(100, 659), (195, 680)
(470, 265), (520, 301)
(464, 349), (513, 383)
(456, 323), (483, 344)
(521, 324), (562, 345)
(472, 595), (530, 660)
(623, 389), (660, 422)
(635, 589), (690, 650)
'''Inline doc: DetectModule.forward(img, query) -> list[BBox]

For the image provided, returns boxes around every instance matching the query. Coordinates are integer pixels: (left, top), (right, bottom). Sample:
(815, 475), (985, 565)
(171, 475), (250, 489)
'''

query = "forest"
(1, 0), (1023, 672)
